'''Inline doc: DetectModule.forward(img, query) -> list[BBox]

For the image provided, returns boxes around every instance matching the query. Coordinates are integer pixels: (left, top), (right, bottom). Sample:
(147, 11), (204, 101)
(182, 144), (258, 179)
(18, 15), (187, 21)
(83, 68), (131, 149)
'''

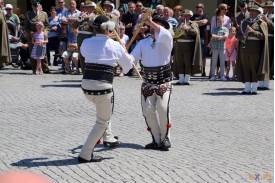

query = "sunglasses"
(58, 1), (64, 4)
(196, 6), (203, 9)
(6, 8), (12, 10)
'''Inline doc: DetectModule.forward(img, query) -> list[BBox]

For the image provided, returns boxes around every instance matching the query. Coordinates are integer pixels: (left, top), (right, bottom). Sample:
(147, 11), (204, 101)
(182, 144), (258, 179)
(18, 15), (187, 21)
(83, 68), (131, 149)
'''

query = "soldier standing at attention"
(236, 5), (269, 95)
(174, 10), (202, 85)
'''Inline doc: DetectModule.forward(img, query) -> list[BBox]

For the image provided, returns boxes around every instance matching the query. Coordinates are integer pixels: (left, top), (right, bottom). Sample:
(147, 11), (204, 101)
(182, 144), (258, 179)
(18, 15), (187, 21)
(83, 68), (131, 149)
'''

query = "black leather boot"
(77, 154), (103, 163)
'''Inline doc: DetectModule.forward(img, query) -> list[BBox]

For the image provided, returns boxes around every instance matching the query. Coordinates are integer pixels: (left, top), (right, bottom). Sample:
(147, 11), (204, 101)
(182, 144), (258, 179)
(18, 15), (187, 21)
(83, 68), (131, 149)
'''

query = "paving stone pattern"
(0, 66), (273, 183)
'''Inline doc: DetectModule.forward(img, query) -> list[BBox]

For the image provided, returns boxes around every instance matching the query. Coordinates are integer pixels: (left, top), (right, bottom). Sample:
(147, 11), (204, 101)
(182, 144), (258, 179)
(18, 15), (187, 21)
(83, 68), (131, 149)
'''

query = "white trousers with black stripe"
(141, 82), (172, 145)
(79, 92), (115, 160)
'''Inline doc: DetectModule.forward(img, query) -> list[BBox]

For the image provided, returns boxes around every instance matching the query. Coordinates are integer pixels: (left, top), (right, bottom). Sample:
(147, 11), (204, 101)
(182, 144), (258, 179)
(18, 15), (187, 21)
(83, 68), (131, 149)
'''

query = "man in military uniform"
(0, 0), (11, 69)
(259, 0), (274, 90)
(236, 5), (269, 95)
(173, 9), (202, 85)
(25, 1), (50, 74)
(77, 0), (97, 74)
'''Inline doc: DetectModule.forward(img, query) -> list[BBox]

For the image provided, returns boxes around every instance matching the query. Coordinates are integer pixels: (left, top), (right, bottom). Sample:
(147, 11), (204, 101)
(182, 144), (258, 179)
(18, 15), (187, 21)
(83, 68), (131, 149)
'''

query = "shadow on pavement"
(203, 91), (245, 96)
(95, 143), (145, 153)
(190, 77), (209, 81)
(11, 157), (113, 167)
(70, 143), (144, 154)
(0, 72), (32, 75)
(54, 80), (82, 83)
(41, 84), (81, 88)
(216, 87), (243, 91)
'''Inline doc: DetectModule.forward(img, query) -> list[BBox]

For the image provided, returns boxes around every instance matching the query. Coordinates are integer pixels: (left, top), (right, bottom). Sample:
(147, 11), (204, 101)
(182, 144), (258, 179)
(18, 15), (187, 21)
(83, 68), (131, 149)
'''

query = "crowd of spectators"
(0, 0), (272, 82)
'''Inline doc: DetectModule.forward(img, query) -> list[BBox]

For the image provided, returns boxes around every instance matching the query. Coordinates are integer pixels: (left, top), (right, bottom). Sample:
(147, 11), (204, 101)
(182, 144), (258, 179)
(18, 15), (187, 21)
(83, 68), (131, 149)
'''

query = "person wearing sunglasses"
(56, 0), (68, 18)
(211, 3), (231, 33)
(5, 4), (20, 37)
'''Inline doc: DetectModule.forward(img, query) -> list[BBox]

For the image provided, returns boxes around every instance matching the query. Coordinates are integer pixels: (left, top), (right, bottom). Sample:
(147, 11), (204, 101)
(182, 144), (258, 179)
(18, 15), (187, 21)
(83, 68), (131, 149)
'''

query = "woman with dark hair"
(210, 3), (232, 78)
(211, 3), (232, 32)
(47, 7), (61, 65)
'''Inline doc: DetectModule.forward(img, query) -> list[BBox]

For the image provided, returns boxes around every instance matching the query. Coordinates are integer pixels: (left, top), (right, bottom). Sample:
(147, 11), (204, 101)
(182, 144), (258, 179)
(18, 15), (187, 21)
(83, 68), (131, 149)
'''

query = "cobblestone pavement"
(0, 64), (273, 183)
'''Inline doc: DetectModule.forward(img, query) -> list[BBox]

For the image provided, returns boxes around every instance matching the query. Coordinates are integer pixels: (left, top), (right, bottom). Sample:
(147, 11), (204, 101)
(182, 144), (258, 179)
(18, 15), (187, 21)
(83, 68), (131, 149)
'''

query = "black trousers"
(47, 37), (60, 64)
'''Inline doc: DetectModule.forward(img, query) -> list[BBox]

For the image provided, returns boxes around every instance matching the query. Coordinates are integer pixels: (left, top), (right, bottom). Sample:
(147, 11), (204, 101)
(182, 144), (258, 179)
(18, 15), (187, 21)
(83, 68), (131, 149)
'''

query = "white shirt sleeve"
(155, 26), (173, 44)
(113, 41), (134, 74)
(155, 26), (173, 50)
(130, 41), (142, 65)
(80, 40), (88, 59)
(224, 27), (229, 37)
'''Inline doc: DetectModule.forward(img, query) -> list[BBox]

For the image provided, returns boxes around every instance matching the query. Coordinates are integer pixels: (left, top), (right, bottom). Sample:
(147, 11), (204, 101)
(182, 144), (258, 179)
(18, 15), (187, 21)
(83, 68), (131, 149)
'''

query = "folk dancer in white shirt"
(78, 15), (134, 163)
(131, 16), (173, 151)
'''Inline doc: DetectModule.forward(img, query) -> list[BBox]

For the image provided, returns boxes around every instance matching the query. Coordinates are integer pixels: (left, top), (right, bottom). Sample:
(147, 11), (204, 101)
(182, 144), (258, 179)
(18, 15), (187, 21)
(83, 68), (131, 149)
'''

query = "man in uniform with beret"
(236, 5), (269, 94)
(173, 9), (202, 85)
(259, 0), (274, 89)
(0, 0), (11, 69)
(77, 0), (97, 74)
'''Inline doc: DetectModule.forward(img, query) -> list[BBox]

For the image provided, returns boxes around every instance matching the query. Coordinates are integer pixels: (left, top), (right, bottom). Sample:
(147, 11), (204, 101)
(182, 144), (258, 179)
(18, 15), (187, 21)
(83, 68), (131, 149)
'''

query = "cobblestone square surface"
(0, 65), (273, 183)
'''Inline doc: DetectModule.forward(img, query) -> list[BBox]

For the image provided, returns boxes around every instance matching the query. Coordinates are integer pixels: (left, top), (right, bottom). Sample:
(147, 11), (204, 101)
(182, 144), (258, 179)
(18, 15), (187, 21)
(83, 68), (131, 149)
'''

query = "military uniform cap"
(103, 0), (113, 6)
(249, 4), (264, 14)
(182, 9), (193, 16)
(261, 0), (274, 7)
(85, 1), (96, 7)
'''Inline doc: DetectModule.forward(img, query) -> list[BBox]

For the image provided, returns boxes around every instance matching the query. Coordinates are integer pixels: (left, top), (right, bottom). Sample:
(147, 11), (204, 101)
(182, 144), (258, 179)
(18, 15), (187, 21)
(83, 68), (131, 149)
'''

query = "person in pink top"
(225, 26), (238, 79)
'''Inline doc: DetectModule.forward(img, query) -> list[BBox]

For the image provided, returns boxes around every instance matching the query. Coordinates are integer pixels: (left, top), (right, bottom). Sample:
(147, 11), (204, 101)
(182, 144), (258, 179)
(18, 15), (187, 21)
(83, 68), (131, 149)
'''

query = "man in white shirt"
(131, 16), (173, 151)
(78, 15), (134, 163)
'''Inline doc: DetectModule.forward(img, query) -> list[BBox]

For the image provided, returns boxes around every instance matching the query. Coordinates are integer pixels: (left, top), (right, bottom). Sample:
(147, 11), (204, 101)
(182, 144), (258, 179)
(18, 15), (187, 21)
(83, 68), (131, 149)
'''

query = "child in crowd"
(225, 26), (238, 80)
(62, 27), (79, 74)
(31, 21), (48, 75)
(209, 16), (229, 81)
(119, 23), (129, 46)
(116, 23), (129, 76)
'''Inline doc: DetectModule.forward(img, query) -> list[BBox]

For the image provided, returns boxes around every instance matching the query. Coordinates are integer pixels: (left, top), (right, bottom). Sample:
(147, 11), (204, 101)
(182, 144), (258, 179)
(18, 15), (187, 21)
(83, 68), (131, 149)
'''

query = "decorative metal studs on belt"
(83, 89), (112, 95)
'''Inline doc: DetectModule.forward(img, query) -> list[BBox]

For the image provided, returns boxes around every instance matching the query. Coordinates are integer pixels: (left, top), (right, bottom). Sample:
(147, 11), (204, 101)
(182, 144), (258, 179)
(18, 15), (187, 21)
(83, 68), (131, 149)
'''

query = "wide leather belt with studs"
(83, 63), (114, 83)
(82, 88), (113, 95)
(142, 64), (172, 85)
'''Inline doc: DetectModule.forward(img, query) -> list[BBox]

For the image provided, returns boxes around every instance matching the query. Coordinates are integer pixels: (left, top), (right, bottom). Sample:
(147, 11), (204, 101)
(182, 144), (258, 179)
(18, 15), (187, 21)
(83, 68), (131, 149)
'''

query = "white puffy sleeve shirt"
(80, 34), (134, 74)
(131, 26), (173, 67)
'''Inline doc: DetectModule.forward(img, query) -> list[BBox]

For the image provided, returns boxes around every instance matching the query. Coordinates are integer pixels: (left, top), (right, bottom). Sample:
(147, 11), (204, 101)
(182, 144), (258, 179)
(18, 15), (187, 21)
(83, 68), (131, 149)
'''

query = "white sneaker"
(210, 76), (216, 81)
(221, 76), (227, 81)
